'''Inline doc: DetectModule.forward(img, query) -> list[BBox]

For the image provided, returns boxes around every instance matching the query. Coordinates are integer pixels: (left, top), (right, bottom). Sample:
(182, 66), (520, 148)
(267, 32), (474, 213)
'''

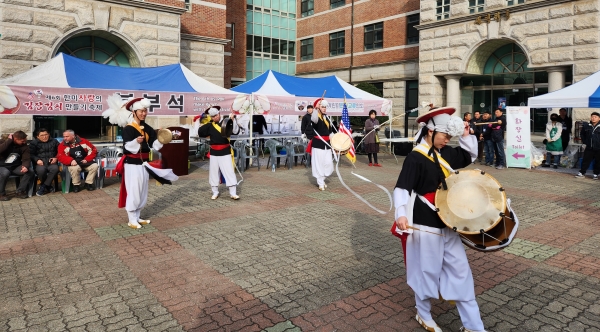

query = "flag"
(340, 98), (356, 164)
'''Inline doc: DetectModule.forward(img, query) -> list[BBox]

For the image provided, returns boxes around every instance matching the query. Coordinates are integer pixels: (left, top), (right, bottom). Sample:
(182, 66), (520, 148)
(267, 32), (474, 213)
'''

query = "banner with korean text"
(506, 106), (531, 169)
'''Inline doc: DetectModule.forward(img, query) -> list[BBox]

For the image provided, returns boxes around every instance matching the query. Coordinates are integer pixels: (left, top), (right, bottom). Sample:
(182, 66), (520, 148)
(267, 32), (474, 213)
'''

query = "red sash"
(117, 153), (149, 209)
(306, 136), (329, 155)
(210, 144), (231, 150)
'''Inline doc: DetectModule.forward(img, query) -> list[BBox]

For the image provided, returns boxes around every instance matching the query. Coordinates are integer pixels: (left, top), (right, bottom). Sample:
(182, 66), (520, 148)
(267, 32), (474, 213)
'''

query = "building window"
(57, 35), (133, 67)
(185, 0), (191, 11)
(329, 31), (345, 56)
(331, 0), (345, 9)
(301, 38), (313, 61)
(469, 0), (484, 13)
(436, 0), (450, 20)
(364, 22), (383, 51)
(406, 14), (419, 45)
(301, 0), (314, 17)
(507, 0), (525, 5)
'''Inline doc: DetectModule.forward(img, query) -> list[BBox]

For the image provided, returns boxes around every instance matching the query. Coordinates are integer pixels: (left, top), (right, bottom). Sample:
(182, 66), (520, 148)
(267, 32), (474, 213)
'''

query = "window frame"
(330, 0), (345, 9)
(364, 22), (384, 51)
(436, 0), (450, 20)
(300, 38), (314, 61)
(468, 0), (485, 14)
(301, 0), (314, 17)
(506, 0), (525, 5)
(329, 31), (345, 57)
(406, 14), (419, 45)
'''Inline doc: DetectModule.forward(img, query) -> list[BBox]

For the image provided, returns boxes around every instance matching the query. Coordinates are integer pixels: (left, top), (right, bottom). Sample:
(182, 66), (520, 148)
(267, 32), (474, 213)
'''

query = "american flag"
(339, 98), (356, 164)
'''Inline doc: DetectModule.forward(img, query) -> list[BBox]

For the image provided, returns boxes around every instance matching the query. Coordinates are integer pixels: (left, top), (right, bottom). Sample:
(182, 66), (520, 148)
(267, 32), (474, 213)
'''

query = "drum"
(435, 169), (519, 251)
(220, 117), (235, 138)
(330, 132), (352, 155)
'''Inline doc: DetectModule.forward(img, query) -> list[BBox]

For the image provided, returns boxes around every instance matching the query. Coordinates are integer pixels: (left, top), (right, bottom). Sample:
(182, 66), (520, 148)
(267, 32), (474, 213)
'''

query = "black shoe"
(15, 191), (28, 199)
(46, 185), (55, 194)
(86, 183), (95, 191)
(0, 194), (10, 201)
(541, 163), (550, 168)
(553, 165), (558, 169)
(72, 185), (81, 193)
(36, 185), (46, 197)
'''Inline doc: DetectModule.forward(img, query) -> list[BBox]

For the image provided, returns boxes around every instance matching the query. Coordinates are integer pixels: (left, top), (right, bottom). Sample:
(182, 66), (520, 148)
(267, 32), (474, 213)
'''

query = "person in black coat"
(491, 109), (506, 169)
(301, 105), (315, 140)
(29, 128), (59, 196)
(576, 112), (600, 179)
(558, 108), (573, 151)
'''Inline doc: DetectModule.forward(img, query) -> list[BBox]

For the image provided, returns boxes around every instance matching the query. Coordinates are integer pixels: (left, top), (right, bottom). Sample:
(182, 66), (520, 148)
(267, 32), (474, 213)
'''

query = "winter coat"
(57, 135), (98, 165)
(0, 138), (30, 169)
(580, 122), (600, 151)
(29, 138), (59, 165)
(363, 118), (380, 145)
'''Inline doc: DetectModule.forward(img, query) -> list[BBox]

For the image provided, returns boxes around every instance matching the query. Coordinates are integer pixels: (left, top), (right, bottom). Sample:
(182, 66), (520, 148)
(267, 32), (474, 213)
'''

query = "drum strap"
(127, 122), (149, 142)
(413, 144), (453, 178)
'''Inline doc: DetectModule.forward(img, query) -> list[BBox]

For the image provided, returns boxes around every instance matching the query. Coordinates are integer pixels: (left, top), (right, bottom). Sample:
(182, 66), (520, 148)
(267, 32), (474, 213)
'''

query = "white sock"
(229, 186), (237, 196)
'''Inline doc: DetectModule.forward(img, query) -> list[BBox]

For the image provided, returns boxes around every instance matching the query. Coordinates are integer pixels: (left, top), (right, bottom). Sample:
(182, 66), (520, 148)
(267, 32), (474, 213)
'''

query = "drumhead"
(331, 132), (352, 152)
(435, 169), (507, 234)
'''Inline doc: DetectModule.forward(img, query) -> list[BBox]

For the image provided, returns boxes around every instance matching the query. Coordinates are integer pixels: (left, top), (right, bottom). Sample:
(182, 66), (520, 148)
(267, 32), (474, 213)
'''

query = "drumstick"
(407, 225), (444, 237)
(473, 121), (500, 125)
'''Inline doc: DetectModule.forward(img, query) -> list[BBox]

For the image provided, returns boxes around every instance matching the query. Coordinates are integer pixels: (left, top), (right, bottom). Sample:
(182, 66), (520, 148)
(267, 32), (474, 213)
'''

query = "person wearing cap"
(576, 111), (600, 179)
(197, 106), (240, 200)
(391, 107), (484, 332)
(309, 98), (334, 191)
(118, 97), (166, 229)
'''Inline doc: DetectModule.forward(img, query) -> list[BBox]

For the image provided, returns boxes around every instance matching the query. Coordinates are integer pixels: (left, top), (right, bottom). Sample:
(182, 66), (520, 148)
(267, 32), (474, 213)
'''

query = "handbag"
(375, 134), (380, 144)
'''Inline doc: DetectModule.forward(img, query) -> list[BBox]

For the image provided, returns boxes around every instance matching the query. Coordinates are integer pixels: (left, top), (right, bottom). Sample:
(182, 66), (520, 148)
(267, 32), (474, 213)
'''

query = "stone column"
(444, 75), (462, 115)
(547, 66), (567, 115)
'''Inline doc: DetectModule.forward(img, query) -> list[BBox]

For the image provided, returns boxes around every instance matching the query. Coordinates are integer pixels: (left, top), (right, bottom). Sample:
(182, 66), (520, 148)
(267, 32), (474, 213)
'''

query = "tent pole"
(250, 93), (254, 147)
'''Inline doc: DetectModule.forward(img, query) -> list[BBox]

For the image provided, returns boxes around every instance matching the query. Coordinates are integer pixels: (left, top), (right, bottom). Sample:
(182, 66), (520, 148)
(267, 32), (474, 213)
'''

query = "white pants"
(407, 225), (484, 331)
(311, 148), (333, 186)
(209, 154), (237, 196)
(124, 164), (149, 223)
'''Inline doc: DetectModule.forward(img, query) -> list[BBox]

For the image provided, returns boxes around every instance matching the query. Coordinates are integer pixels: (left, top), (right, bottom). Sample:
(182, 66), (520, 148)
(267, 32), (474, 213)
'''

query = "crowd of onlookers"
(464, 109), (507, 169)
(0, 129), (99, 201)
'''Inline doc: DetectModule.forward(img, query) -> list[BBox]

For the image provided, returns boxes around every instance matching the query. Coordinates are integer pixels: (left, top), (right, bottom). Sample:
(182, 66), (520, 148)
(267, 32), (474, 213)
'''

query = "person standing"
(481, 112), (494, 166)
(392, 107), (483, 332)
(198, 106), (240, 199)
(576, 111), (600, 179)
(492, 109), (506, 169)
(301, 105), (315, 140)
(558, 108), (572, 152)
(0, 131), (33, 201)
(542, 113), (563, 169)
(29, 128), (59, 196)
(471, 111), (484, 163)
(309, 98), (334, 191)
(364, 110), (381, 167)
(57, 130), (99, 192)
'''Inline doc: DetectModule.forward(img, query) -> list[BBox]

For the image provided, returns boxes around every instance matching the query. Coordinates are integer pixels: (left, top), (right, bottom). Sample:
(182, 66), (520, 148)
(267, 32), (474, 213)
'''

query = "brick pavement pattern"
(1, 154), (599, 331)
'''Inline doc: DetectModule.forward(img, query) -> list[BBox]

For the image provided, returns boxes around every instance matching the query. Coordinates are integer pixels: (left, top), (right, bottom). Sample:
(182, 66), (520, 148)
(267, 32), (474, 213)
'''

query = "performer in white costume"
(197, 106), (239, 200)
(103, 96), (178, 229)
(308, 98), (334, 191)
(392, 107), (485, 332)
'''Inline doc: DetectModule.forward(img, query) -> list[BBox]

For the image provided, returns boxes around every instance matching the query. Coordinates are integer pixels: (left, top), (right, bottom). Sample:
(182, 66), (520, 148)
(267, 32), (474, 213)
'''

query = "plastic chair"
(265, 139), (287, 171)
(97, 147), (123, 189)
(233, 140), (260, 172)
(59, 162), (100, 193)
(284, 140), (306, 169)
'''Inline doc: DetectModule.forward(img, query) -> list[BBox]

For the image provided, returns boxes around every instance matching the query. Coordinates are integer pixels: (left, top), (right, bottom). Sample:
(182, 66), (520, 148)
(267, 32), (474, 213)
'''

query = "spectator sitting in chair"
(29, 128), (59, 196)
(0, 131), (33, 201)
(57, 129), (98, 192)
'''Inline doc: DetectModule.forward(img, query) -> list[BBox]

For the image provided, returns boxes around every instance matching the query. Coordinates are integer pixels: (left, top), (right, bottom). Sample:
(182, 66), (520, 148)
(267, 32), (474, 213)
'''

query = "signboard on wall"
(506, 106), (531, 169)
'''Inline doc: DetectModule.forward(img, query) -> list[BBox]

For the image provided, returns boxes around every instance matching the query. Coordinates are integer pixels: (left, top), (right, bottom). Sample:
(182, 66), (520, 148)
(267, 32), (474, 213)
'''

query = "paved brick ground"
(1, 153), (599, 331)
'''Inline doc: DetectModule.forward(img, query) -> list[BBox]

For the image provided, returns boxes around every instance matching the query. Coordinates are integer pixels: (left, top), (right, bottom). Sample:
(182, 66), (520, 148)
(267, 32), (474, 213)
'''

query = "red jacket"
(57, 135), (98, 165)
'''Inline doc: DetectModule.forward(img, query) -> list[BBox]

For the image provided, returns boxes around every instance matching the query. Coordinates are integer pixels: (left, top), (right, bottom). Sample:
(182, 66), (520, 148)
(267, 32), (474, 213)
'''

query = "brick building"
(418, 0), (598, 131)
(0, 0), (228, 137)
(295, 0), (421, 128)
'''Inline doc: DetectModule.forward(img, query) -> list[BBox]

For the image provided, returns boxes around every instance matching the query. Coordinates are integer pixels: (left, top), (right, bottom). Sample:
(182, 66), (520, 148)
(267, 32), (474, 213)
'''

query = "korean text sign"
(506, 106), (531, 169)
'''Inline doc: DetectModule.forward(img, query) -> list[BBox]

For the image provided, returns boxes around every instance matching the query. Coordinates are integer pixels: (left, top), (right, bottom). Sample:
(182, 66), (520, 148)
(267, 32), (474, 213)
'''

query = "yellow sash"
(127, 122), (149, 141)
(318, 113), (329, 128)
(413, 143), (451, 178)
(211, 122), (235, 166)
